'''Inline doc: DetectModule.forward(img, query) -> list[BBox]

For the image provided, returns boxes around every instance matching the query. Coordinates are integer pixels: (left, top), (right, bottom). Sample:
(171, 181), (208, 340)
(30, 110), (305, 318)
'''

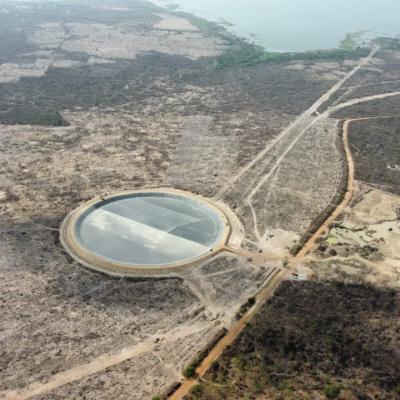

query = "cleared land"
(309, 185), (400, 287)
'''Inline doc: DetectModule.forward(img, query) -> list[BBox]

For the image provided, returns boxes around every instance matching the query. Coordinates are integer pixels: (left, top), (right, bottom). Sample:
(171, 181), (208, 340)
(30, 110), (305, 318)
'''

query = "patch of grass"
(326, 236), (338, 246)
(339, 31), (368, 50)
(217, 18), (235, 28)
(217, 42), (370, 70)
(0, 110), (69, 126)
(185, 328), (227, 372)
(191, 384), (204, 395)
(235, 296), (256, 319)
(186, 281), (400, 400)
(323, 384), (342, 399)
(175, 12), (223, 34)
(174, 11), (236, 45)
(165, 4), (180, 11)
(375, 36), (400, 50)
(217, 43), (266, 69)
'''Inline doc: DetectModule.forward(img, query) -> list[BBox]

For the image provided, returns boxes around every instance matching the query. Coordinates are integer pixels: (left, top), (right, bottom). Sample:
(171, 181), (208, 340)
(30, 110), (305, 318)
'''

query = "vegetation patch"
(375, 36), (400, 50)
(291, 129), (348, 255)
(217, 41), (370, 70)
(184, 328), (228, 376)
(235, 296), (256, 320)
(348, 117), (400, 195)
(183, 365), (197, 379)
(186, 281), (400, 400)
(1, 110), (69, 126)
(339, 31), (368, 50)
(174, 11), (235, 44)
(323, 384), (342, 399)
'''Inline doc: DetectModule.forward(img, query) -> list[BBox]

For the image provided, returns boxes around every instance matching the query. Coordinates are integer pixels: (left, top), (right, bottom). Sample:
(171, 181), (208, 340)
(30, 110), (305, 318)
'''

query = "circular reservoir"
(61, 189), (230, 277)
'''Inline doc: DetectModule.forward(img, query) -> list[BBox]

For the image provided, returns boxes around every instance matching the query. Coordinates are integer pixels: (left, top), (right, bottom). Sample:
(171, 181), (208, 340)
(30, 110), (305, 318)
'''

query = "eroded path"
(1, 323), (207, 400)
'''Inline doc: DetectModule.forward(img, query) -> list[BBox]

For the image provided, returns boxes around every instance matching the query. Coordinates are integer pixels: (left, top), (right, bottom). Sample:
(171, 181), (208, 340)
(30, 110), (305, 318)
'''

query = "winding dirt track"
(1, 324), (207, 400)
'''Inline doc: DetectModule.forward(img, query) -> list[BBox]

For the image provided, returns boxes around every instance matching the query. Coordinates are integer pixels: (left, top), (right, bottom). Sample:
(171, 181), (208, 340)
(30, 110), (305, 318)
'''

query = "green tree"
(183, 365), (196, 378)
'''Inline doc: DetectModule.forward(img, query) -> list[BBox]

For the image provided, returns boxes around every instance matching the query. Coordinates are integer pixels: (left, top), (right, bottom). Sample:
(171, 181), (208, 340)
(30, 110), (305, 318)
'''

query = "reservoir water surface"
(155, 0), (400, 51)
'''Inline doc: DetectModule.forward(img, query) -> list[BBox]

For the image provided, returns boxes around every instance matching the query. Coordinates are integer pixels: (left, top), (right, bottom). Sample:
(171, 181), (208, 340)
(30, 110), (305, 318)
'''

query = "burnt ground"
(320, 50), (400, 112)
(332, 88), (400, 196)
(332, 91), (400, 120)
(348, 118), (400, 195)
(187, 281), (400, 400)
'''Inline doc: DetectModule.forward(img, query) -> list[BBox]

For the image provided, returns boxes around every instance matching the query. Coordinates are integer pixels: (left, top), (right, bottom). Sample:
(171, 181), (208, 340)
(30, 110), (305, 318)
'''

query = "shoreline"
(149, 0), (399, 53)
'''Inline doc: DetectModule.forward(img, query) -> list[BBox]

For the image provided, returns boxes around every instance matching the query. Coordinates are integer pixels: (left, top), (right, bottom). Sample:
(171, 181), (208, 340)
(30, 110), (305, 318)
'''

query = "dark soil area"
(348, 117), (400, 195)
(0, 47), (334, 126)
(332, 93), (400, 120)
(321, 50), (400, 111)
(0, 52), (193, 125)
(187, 281), (400, 400)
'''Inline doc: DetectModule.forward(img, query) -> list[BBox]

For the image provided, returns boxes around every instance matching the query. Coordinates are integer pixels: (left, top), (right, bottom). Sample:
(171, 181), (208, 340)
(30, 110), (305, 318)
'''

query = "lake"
(153, 0), (400, 52)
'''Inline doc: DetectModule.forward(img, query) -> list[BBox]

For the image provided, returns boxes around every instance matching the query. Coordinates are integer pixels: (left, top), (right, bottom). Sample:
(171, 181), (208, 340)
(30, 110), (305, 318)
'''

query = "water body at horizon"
(155, 0), (400, 52)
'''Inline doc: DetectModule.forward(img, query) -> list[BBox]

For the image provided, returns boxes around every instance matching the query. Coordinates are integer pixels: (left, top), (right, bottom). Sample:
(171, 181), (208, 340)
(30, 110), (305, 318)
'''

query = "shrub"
(217, 42), (370, 70)
(191, 384), (203, 395)
(183, 365), (196, 378)
(323, 384), (341, 399)
(211, 360), (220, 371)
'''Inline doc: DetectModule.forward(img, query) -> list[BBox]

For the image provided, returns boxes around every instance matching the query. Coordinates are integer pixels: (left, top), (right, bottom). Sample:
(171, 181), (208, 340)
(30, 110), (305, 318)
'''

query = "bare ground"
(308, 184), (400, 287)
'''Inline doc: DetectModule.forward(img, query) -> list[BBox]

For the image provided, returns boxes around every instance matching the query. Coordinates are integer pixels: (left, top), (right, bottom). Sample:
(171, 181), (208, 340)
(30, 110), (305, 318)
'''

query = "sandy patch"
(366, 258), (400, 285)
(51, 59), (84, 69)
(309, 62), (346, 80)
(0, 190), (8, 201)
(262, 229), (299, 257)
(284, 63), (305, 71)
(310, 187), (400, 287)
(319, 71), (347, 80)
(29, 22), (224, 61)
(369, 57), (385, 65)
(0, 59), (52, 82)
(154, 13), (199, 31)
(313, 61), (341, 70)
(343, 60), (360, 67)
(87, 57), (115, 65)
(352, 189), (400, 224)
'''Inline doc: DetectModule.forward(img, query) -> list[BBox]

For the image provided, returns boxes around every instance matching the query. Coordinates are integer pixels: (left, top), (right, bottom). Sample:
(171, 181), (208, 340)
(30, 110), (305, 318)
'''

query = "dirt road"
(169, 267), (286, 400)
(1, 324), (207, 400)
(168, 116), (357, 399)
(215, 47), (378, 200)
